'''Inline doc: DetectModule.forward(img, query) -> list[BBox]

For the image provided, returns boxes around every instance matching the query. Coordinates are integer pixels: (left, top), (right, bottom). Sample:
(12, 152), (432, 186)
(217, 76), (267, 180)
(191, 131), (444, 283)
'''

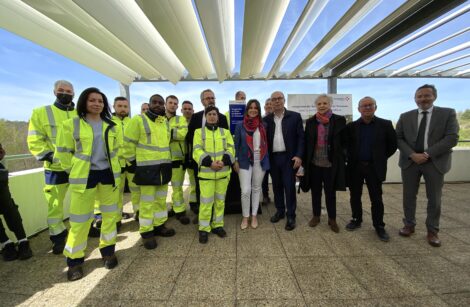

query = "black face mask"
(56, 93), (73, 105)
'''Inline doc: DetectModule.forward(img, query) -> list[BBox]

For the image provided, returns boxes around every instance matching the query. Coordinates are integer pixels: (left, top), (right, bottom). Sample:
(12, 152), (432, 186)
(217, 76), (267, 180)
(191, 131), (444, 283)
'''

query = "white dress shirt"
(418, 106), (433, 150)
(273, 111), (286, 152)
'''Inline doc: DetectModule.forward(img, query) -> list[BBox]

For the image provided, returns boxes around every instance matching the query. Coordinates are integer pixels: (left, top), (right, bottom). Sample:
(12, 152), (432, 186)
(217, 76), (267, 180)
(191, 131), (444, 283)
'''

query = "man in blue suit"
(264, 91), (304, 231)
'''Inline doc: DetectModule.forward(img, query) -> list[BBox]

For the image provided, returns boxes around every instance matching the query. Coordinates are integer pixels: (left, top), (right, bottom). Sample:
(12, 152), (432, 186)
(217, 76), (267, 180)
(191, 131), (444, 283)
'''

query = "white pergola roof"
(1, 0), (469, 85)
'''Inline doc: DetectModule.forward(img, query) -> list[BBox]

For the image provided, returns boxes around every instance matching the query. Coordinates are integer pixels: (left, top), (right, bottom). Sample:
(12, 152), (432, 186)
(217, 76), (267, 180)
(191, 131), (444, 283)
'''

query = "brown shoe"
(328, 219), (339, 233)
(308, 216), (320, 227)
(399, 225), (415, 237)
(427, 232), (441, 247)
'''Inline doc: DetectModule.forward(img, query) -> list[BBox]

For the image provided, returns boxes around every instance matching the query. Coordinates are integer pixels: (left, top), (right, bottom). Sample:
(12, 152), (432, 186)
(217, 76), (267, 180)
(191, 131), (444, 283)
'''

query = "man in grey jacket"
(396, 84), (459, 247)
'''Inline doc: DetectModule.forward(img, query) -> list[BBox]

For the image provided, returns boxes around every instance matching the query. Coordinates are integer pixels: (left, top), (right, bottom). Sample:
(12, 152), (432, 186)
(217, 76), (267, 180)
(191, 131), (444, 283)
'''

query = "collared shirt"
(273, 110), (286, 152)
(418, 106), (433, 150)
(359, 118), (375, 162)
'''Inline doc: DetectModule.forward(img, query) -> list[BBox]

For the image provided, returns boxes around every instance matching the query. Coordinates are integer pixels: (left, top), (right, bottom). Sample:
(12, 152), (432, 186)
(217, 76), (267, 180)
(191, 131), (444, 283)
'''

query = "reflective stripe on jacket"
(54, 117), (122, 192)
(27, 104), (77, 171)
(112, 115), (130, 168)
(168, 115), (188, 162)
(193, 126), (235, 180)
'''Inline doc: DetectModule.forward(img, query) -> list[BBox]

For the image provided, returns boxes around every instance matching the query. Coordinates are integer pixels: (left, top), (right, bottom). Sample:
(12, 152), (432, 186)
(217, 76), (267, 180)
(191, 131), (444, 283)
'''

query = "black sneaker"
(103, 255), (118, 269)
(2, 242), (18, 261)
(345, 220), (362, 231)
(17, 241), (33, 260)
(211, 227), (227, 238)
(153, 225), (176, 237)
(199, 231), (208, 244)
(67, 265), (83, 281)
(376, 228), (390, 242)
(52, 241), (65, 255)
(175, 212), (190, 225)
(143, 237), (157, 250)
(88, 225), (101, 238)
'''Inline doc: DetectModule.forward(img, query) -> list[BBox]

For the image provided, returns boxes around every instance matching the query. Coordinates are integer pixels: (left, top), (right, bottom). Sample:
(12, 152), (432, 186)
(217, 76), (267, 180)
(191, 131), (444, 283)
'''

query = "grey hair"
(315, 94), (332, 105)
(358, 96), (377, 107)
(200, 89), (214, 101)
(54, 80), (74, 91)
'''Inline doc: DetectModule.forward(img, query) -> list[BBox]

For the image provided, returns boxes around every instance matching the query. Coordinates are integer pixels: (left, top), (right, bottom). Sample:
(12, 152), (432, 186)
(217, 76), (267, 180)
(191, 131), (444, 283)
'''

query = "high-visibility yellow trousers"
(139, 185), (168, 236)
(171, 165), (185, 213)
(44, 183), (69, 238)
(94, 171), (140, 218)
(187, 168), (197, 204)
(64, 184), (119, 261)
(199, 177), (229, 232)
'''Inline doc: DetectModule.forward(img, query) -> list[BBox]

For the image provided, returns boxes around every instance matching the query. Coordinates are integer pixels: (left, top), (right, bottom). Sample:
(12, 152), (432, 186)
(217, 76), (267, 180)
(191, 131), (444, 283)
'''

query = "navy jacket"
(264, 109), (304, 161)
(234, 122), (270, 171)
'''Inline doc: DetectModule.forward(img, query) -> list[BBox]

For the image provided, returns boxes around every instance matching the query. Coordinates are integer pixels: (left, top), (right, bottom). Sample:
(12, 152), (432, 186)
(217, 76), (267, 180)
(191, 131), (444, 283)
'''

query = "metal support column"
(119, 82), (130, 100)
(327, 77), (337, 94)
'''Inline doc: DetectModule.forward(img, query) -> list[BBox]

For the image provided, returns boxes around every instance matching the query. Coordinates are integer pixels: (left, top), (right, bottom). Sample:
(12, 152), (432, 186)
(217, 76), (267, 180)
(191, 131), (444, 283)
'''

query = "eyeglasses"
(360, 104), (375, 109)
(271, 96), (284, 102)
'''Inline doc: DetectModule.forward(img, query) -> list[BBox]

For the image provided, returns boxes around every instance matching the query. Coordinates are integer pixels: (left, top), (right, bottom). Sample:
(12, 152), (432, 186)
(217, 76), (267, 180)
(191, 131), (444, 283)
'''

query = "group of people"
(0, 80), (459, 283)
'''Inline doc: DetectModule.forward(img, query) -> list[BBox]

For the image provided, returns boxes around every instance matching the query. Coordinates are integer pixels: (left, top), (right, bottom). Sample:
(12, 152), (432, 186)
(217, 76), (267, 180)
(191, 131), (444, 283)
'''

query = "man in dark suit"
(264, 91), (304, 231)
(396, 84), (459, 247)
(344, 97), (397, 241)
(185, 89), (229, 220)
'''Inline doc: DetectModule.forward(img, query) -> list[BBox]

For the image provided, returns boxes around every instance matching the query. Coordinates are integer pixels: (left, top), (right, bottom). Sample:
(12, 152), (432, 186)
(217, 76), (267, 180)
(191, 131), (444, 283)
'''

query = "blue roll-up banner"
(229, 100), (245, 134)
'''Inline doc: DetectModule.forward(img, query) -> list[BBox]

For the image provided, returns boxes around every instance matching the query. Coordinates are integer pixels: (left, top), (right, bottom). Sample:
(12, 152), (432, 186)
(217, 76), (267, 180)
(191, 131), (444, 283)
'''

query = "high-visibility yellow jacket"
(54, 117), (122, 192)
(193, 126), (235, 180)
(168, 115), (188, 162)
(27, 102), (77, 171)
(123, 113), (172, 185)
(112, 115), (130, 168)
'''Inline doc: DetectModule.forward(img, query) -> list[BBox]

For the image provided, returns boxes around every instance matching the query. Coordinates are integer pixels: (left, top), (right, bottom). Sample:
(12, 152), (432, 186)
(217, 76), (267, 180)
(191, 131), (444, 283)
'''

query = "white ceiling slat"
(455, 68), (470, 76)
(413, 53), (470, 75)
(389, 41), (470, 77)
(240, 0), (290, 78)
(289, 0), (382, 78)
(73, 0), (184, 84)
(431, 62), (470, 76)
(267, 0), (330, 79)
(368, 27), (470, 76)
(194, 0), (235, 82)
(22, 0), (160, 80)
(0, 1), (137, 85)
(137, 0), (214, 79)
(344, 3), (470, 76)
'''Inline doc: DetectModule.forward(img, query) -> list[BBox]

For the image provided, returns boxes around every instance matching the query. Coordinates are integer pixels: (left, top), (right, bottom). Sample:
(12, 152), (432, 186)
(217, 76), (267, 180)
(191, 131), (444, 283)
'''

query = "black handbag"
(133, 164), (172, 186)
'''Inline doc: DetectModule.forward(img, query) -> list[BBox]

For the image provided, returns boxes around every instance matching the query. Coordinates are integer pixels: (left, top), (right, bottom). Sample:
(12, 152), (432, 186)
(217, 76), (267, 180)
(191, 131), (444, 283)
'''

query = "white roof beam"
(289, 0), (382, 78)
(137, 0), (214, 79)
(267, 0), (329, 79)
(368, 26), (470, 76)
(431, 62), (470, 76)
(22, 0), (160, 80)
(0, 1), (137, 84)
(195, 0), (235, 82)
(389, 41), (470, 77)
(239, 0), (290, 78)
(413, 53), (470, 75)
(455, 68), (470, 76)
(344, 2), (470, 76)
(73, 0), (185, 84)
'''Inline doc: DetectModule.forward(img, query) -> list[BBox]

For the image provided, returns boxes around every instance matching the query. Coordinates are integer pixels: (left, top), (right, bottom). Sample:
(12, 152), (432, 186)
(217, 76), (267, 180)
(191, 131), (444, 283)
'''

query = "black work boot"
(52, 241), (65, 255)
(154, 225), (176, 237)
(211, 227), (227, 238)
(67, 265), (83, 281)
(199, 231), (208, 244)
(103, 254), (118, 269)
(2, 242), (18, 261)
(142, 237), (157, 250)
(17, 241), (33, 260)
(175, 212), (190, 225)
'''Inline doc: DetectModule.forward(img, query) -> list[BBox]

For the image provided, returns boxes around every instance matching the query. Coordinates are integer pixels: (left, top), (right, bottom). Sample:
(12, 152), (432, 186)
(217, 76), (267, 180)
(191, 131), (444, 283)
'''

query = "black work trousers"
(0, 179), (27, 243)
(310, 165), (336, 219)
(348, 162), (385, 229)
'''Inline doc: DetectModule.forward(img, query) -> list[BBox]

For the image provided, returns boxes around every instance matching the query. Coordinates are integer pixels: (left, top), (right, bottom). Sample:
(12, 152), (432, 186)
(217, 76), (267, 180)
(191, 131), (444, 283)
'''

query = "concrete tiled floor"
(1, 183), (470, 306)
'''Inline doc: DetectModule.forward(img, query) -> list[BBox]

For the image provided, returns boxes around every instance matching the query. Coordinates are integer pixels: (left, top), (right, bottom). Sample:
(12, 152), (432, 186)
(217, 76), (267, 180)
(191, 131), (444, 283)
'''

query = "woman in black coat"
(302, 94), (346, 233)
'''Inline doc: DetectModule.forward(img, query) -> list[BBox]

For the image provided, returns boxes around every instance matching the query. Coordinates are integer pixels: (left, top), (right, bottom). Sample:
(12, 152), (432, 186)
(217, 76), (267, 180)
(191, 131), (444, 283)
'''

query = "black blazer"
(344, 116), (397, 182)
(302, 113), (347, 191)
(185, 110), (229, 165)
(264, 109), (304, 160)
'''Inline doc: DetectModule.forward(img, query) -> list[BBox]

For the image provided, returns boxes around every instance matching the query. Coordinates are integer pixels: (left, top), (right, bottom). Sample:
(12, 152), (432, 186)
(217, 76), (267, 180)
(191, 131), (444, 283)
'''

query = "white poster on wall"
(287, 94), (353, 122)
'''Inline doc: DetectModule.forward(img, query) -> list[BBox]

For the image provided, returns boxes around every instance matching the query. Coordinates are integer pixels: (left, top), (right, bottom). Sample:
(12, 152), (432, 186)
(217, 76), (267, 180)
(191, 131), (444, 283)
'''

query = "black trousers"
(310, 165), (336, 219)
(271, 152), (297, 219)
(348, 162), (385, 229)
(262, 170), (270, 197)
(0, 179), (27, 243)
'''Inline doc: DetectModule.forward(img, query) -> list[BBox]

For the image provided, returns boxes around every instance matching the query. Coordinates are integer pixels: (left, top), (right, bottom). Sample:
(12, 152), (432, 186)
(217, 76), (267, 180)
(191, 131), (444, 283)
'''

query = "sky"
(0, 0), (469, 123)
